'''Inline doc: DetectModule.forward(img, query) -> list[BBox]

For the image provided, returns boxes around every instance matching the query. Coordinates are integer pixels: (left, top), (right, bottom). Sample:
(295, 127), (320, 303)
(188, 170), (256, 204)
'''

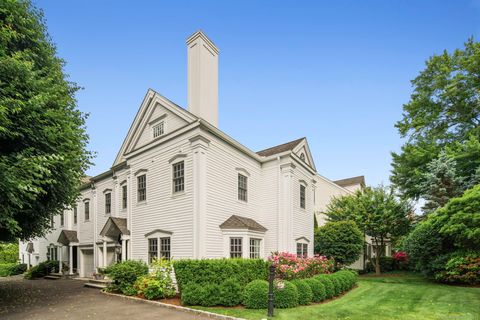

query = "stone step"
(44, 275), (61, 280)
(84, 282), (108, 289)
(89, 279), (112, 285)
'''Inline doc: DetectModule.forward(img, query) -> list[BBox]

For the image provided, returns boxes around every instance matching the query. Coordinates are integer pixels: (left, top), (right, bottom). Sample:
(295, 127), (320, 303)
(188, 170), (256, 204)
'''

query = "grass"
(194, 273), (480, 320)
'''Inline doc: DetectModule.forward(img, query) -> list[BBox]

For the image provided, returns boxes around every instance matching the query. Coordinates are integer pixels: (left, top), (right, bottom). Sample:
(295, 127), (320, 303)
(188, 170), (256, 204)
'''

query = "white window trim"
(221, 229), (265, 259)
(171, 159), (185, 197)
(152, 121), (165, 139)
(145, 229), (173, 262)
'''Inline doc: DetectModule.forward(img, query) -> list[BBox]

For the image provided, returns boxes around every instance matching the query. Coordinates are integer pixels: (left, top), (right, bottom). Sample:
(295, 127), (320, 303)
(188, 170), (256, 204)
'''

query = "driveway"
(0, 276), (210, 320)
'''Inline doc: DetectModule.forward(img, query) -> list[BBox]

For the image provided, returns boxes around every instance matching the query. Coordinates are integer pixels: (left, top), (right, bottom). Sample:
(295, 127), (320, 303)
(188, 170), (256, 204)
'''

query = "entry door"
(73, 246), (78, 270)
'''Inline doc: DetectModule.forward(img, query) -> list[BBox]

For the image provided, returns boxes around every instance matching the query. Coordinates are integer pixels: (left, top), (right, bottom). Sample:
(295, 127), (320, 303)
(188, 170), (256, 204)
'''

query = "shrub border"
(101, 290), (244, 320)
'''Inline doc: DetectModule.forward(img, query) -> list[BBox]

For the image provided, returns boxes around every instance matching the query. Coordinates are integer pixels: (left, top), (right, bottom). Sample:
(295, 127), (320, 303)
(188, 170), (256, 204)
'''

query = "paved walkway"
(0, 276), (210, 320)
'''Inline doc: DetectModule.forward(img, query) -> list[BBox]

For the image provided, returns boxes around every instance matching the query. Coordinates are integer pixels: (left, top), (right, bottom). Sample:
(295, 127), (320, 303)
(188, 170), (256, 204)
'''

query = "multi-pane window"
(296, 243), (308, 258)
(173, 161), (184, 193)
(238, 174), (248, 202)
(152, 121), (164, 138)
(50, 216), (54, 228)
(60, 213), (64, 226)
(249, 238), (261, 259)
(148, 238), (158, 263)
(230, 237), (243, 258)
(138, 175), (146, 202)
(73, 206), (77, 224)
(105, 193), (111, 214)
(85, 201), (90, 221)
(300, 185), (306, 209)
(122, 185), (128, 209)
(160, 237), (171, 260)
(48, 246), (58, 261)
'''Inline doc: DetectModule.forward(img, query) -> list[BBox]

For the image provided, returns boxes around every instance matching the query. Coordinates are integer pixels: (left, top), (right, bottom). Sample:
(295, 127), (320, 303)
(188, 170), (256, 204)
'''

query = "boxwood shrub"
(303, 278), (326, 302)
(104, 260), (149, 295)
(329, 274), (342, 296)
(174, 258), (268, 291)
(0, 263), (26, 277)
(181, 283), (203, 306)
(243, 280), (269, 309)
(274, 280), (298, 308)
(314, 274), (335, 299)
(24, 260), (59, 279)
(291, 279), (313, 305)
(219, 278), (243, 306)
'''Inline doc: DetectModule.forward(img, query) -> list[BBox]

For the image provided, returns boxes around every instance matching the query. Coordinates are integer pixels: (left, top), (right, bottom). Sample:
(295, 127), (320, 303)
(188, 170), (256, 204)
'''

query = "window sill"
(137, 201), (148, 206)
(237, 199), (248, 205)
(171, 191), (185, 199)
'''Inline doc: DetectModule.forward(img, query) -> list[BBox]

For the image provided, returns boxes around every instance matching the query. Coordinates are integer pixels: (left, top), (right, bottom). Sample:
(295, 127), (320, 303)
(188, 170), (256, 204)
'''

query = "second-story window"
(105, 193), (111, 214)
(300, 185), (306, 209)
(138, 175), (146, 202)
(73, 206), (77, 224)
(60, 213), (64, 226)
(173, 161), (184, 193)
(84, 201), (90, 221)
(152, 121), (164, 138)
(238, 174), (248, 202)
(122, 185), (127, 209)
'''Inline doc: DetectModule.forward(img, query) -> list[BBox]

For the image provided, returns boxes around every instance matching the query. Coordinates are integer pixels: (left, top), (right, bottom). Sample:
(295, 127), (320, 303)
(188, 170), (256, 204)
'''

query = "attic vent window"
(152, 121), (164, 138)
(300, 153), (305, 161)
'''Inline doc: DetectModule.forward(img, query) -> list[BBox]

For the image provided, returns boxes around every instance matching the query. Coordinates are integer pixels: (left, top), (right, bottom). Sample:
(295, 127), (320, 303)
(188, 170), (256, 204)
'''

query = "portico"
(56, 230), (79, 275)
(98, 217), (130, 269)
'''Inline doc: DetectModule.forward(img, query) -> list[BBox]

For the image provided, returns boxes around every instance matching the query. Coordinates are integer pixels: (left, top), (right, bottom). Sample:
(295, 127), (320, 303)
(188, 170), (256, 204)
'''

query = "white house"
(20, 31), (367, 277)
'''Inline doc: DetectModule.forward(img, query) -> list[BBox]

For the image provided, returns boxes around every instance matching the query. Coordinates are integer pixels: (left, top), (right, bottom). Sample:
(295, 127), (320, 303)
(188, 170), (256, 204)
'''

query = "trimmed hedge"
(291, 279), (313, 305)
(104, 260), (149, 295)
(274, 280), (298, 308)
(304, 278), (326, 302)
(24, 260), (59, 279)
(0, 263), (26, 277)
(314, 274), (335, 299)
(243, 280), (269, 309)
(329, 274), (342, 296)
(219, 278), (243, 306)
(174, 259), (268, 290)
(182, 279), (244, 307)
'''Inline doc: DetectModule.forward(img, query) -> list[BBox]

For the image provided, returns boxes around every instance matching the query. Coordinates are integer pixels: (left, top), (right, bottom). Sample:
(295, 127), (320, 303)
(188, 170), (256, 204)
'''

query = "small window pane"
(230, 237), (242, 258)
(249, 238), (260, 259)
(300, 185), (306, 209)
(105, 193), (111, 214)
(173, 162), (184, 193)
(148, 238), (158, 263)
(138, 175), (146, 202)
(160, 237), (171, 260)
(238, 174), (248, 202)
(122, 185), (128, 209)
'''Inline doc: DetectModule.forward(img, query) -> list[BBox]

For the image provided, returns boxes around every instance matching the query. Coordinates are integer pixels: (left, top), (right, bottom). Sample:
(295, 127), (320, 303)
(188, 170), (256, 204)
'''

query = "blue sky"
(36, 0), (480, 185)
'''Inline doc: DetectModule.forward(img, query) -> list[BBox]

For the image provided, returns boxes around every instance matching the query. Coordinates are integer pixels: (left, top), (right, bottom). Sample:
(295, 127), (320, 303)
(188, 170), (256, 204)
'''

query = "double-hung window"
(84, 202), (90, 221)
(296, 243), (308, 258)
(73, 206), (77, 224)
(122, 185), (128, 209)
(152, 121), (164, 138)
(300, 185), (306, 209)
(238, 174), (248, 202)
(138, 175), (146, 202)
(148, 238), (158, 263)
(105, 193), (111, 214)
(60, 213), (64, 227)
(230, 237), (242, 258)
(249, 238), (261, 258)
(173, 161), (184, 193)
(160, 237), (171, 260)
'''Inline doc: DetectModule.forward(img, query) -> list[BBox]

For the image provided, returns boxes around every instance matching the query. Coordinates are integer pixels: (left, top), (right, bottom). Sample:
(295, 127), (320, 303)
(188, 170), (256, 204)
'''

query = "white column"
(79, 249), (84, 277)
(121, 239), (126, 261)
(27, 254), (31, 270)
(189, 135), (210, 258)
(279, 163), (295, 253)
(103, 240), (107, 267)
(69, 245), (73, 275)
(58, 246), (63, 273)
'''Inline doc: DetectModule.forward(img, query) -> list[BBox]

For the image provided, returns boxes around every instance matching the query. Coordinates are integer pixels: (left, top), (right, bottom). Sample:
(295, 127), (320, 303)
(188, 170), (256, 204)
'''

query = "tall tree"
(421, 151), (464, 214)
(326, 186), (412, 275)
(0, 0), (91, 241)
(391, 38), (480, 200)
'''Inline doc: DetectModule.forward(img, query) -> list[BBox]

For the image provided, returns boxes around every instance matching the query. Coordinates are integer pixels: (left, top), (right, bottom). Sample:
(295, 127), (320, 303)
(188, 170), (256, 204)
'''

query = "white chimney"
(187, 30), (219, 127)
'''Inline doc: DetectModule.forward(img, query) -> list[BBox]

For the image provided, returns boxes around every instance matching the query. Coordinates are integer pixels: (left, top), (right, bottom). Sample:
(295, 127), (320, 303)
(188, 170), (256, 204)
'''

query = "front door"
(73, 246), (78, 271)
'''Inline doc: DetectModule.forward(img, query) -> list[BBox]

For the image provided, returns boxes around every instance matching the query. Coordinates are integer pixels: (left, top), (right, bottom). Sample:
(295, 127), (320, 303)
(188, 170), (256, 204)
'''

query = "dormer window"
(152, 121), (164, 138)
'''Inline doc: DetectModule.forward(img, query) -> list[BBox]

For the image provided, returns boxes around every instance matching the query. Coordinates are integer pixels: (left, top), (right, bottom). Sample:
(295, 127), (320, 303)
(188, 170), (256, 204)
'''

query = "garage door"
(81, 249), (94, 278)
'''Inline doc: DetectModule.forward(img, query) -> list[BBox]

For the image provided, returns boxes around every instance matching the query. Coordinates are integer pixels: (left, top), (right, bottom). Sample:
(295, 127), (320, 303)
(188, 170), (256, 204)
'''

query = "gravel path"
(0, 275), (210, 320)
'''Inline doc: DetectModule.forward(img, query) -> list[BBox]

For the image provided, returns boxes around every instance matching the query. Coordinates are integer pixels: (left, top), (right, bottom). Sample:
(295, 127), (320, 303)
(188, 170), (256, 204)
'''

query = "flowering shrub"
(393, 251), (409, 270)
(268, 252), (334, 280)
(435, 255), (480, 285)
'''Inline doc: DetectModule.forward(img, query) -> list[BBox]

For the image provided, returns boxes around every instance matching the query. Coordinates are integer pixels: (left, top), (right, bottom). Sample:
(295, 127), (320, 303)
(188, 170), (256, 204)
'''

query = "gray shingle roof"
(256, 138), (304, 157)
(57, 230), (79, 245)
(220, 215), (267, 232)
(99, 217), (130, 237)
(334, 175), (365, 188)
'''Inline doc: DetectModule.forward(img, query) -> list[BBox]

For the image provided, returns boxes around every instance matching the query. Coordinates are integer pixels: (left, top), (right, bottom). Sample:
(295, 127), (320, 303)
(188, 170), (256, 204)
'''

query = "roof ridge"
(256, 137), (305, 157)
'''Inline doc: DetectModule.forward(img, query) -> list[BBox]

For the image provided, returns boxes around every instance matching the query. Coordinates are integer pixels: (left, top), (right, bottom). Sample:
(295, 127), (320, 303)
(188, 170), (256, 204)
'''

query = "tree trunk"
(375, 254), (381, 275)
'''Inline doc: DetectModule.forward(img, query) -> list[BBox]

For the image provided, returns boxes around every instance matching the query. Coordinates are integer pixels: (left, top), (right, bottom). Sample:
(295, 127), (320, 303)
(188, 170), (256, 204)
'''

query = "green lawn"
(195, 273), (480, 320)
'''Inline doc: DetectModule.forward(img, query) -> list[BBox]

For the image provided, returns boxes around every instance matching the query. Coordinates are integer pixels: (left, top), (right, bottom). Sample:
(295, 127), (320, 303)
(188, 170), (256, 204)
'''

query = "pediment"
(293, 139), (316, 171)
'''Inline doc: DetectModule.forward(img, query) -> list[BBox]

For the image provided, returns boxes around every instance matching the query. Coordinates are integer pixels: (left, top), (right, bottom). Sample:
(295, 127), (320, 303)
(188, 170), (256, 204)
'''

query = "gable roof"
(57, 230), (79, 245)
(256, 138), (305, 157)
(99, 217), (130, 237)
(334, 175), (366, 188)
(219, 215), (267, 232)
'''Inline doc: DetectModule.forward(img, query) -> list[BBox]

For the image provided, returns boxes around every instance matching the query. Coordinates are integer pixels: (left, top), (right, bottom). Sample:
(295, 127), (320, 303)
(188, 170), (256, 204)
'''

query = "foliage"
(329, 275), (342, 296)
(391, 38), (480, 200)
(173, 258), (268, 291)
(366, 257), (396, 273)
(0, 0), (92, 241)
(0, 242), (18, 263)
(392, 251), (409, 270)
(435, 254), (480, 285)
(0, 262), (26, 276)
(104, 260), (148, 295)
(24, 260), (58, 279)
(326, 186), (412, 274)
(273, 280), (299, 308)
(242, 280), (269, 309)
(314, 221), (363, 266)
(313, 274), (335, 299)
(303, 278), (326, 302)
(218, 278), (243, 306)
(291, 279), (313, 305)
(181, 283), (204, 306)
(421, 151), (464, 213)
(133, 275), (176, 300)
(268, 252), (333, 280)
